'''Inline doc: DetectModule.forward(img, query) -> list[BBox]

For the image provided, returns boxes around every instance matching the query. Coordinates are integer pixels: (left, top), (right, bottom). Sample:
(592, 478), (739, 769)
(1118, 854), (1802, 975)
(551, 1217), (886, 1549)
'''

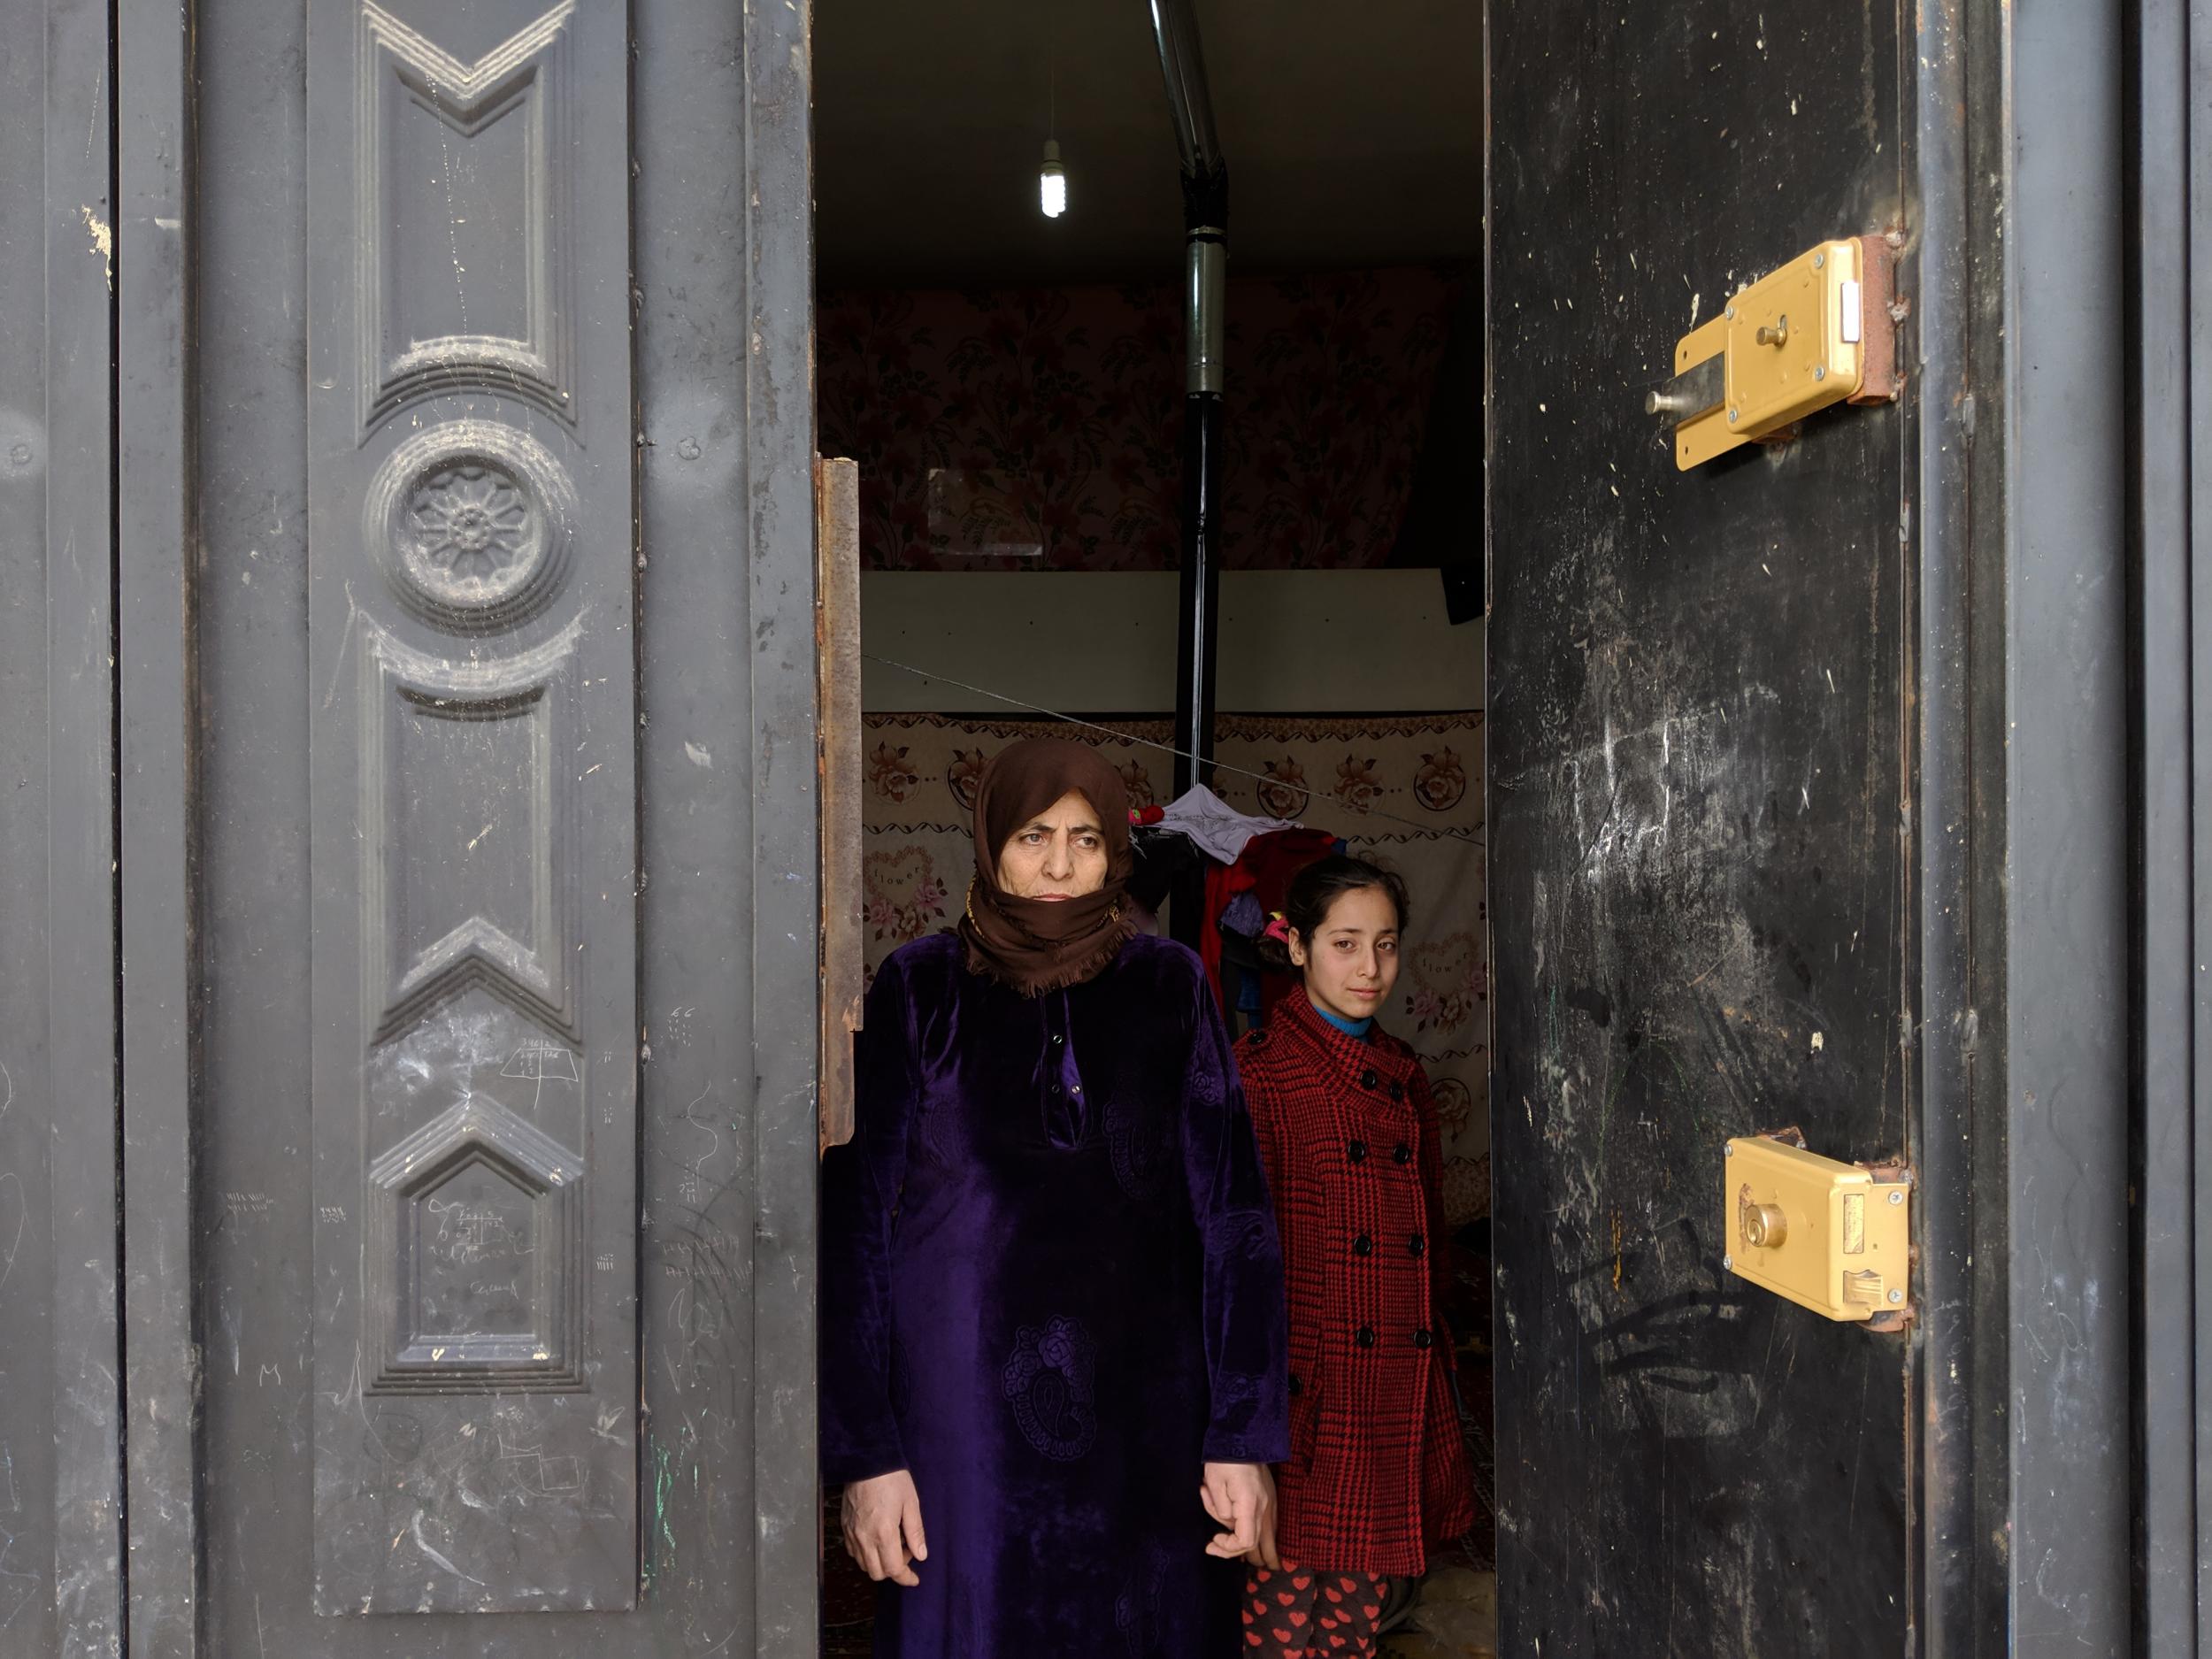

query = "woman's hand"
(841, 1470), (928, 1586)
(1199, 1461), (1280, 1569)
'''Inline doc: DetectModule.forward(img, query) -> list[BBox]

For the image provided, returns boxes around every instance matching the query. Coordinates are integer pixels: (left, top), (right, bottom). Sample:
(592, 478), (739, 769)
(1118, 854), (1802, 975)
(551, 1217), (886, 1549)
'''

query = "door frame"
(1945, 0), (2162, 1651)
(81, 0), (2202, 1652)
(1477, 0), (2148, 1652)
(1737, 0), (2156, 1648)
(2122, 0), (2208, 1653)
(4, 1), (131, 1655)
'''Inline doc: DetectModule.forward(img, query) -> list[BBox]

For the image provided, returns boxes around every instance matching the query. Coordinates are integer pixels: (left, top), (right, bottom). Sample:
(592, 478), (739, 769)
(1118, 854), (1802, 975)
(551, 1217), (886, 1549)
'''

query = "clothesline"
(860, 652), (1485, 846)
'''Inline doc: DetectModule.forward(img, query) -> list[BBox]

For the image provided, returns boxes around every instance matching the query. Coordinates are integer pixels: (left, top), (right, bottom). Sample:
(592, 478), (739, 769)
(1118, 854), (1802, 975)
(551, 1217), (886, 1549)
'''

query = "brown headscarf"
(958, 737), (1138, 995)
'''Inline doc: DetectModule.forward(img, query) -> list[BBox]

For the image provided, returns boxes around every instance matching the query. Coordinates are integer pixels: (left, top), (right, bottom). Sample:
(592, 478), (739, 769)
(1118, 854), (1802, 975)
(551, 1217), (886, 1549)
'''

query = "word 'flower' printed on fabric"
(864, 846), (949, 944)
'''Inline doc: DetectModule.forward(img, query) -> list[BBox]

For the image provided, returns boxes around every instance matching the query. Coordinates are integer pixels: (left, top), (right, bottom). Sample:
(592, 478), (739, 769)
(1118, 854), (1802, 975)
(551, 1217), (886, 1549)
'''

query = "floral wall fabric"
(857, 710), (1491, 1224)
(818, 266), (1457, 572)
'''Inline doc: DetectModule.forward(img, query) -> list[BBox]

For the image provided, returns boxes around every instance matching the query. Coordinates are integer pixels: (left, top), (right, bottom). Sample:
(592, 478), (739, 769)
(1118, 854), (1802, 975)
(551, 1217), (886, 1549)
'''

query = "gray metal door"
(2, 0), (2163, 1652)
(0, 1), (127, 1653)
(108, 0), (821, 1650)
(300, 0), (643, 1610)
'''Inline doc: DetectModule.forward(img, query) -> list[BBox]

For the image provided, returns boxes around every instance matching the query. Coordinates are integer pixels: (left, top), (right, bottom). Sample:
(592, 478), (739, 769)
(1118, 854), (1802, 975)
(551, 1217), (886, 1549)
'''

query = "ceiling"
(813, 0), (1485, 288)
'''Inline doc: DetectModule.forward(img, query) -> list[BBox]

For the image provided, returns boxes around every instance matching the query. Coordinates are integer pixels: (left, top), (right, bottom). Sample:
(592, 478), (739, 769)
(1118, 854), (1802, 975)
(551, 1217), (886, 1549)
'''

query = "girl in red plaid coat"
(1233, 856), (1476, 1656)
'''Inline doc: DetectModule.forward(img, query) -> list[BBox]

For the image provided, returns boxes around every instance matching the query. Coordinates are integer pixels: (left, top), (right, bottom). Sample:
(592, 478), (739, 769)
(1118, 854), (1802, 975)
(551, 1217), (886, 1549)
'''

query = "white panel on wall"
(860, 569), (1485, 714)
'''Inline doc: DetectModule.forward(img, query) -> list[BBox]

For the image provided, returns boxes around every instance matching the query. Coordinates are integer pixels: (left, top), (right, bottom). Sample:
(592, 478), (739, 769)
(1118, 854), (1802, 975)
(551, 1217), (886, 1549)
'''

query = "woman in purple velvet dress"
(822, 737), (1290, 1657)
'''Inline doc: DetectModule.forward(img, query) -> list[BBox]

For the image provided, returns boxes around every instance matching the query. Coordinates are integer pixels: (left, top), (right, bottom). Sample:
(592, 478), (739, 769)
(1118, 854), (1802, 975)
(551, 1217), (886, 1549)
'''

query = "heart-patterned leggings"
(1241, 1563), (1389, 1655)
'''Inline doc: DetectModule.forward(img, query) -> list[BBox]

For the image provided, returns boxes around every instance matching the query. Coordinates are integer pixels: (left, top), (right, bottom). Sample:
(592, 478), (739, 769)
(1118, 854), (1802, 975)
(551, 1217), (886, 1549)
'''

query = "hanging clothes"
(1127, 824), (1204, 915)
(1155, 783), (1301, 865)
(1220, 890), (1268, 940)
(1199, 826), (1343, 1016)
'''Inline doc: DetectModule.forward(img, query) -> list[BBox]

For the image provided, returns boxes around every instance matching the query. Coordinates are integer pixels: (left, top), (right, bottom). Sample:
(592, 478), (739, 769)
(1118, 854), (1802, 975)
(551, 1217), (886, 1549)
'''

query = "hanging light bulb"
(1040, 138), (1067, 219)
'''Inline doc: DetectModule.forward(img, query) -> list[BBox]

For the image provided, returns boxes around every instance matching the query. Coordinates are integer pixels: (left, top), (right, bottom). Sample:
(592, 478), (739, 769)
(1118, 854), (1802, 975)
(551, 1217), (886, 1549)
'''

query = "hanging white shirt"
(1153, 783), (1301, 865)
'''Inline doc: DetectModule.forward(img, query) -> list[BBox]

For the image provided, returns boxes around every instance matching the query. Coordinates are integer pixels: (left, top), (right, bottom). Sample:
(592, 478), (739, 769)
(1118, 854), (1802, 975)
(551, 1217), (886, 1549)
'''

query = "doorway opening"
(814, 4), (1490, 1654)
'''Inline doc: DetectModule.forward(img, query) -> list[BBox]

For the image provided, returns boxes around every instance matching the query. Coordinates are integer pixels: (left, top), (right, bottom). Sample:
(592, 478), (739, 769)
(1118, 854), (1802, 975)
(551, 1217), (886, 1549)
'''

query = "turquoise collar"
(1310, 1001), (1374, 1041)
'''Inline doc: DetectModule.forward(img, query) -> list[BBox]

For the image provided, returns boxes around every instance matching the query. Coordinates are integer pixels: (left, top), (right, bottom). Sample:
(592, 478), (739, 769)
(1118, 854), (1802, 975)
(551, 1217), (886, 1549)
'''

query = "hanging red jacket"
(1234, 990), (1476, 1576)
(1199, 826), (1340, 1015)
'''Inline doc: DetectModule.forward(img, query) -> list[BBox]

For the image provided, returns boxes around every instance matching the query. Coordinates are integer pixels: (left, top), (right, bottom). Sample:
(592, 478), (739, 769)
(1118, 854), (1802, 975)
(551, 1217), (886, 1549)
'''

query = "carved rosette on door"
(305, 0), (637, 1615)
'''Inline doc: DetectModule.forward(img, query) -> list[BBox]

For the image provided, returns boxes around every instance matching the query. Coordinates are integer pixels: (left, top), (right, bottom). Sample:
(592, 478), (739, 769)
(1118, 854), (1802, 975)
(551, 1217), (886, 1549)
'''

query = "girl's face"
(1289, 884), (1402, 1025)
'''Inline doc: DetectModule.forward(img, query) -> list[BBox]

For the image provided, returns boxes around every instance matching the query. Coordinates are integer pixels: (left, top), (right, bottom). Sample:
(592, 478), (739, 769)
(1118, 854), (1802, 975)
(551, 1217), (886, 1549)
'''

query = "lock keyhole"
(1739, 1184), (1788, 1249)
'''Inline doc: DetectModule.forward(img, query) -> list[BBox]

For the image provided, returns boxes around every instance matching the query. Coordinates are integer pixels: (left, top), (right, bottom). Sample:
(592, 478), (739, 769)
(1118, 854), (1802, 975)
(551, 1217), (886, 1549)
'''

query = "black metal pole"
(1148, 0), (1226, 948)
(1172, 180), (1226, 802)
(1173, 394), (1223, 795)
(1167, 388), (1222, 947)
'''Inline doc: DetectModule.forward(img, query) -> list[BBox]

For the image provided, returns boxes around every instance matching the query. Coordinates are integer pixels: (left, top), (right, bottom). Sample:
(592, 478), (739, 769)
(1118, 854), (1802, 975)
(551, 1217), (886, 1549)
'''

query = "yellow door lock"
(1723, 1133), (1912, 1329)
(1649, 234), (1901, 470)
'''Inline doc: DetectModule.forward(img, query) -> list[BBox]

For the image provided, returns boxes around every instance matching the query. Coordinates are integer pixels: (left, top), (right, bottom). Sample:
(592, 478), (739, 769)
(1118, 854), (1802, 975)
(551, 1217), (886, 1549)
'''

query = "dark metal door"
(112, 0), (821, 1649)
(1486, 6), (1927, 1653)
(298, 0), (657, 1610)
(301, 0), (641, 1610)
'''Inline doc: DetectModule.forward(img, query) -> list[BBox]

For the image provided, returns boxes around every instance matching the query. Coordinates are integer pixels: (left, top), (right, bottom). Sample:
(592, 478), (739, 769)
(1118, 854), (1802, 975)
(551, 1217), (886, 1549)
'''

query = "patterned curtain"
(819, 266), (1458, 572)
(858, 710), (1491, 1224)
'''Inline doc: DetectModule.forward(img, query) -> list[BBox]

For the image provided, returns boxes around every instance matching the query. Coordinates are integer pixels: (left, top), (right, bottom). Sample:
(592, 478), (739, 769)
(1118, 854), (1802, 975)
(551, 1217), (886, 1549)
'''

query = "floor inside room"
(825, 1573), (1498, 1657)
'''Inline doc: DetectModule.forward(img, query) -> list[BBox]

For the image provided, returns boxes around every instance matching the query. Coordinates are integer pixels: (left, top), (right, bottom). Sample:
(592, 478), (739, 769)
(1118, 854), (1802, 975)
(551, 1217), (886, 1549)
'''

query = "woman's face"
(995, 790), (1110, 901)
(1290, 884), (1402, 1023)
